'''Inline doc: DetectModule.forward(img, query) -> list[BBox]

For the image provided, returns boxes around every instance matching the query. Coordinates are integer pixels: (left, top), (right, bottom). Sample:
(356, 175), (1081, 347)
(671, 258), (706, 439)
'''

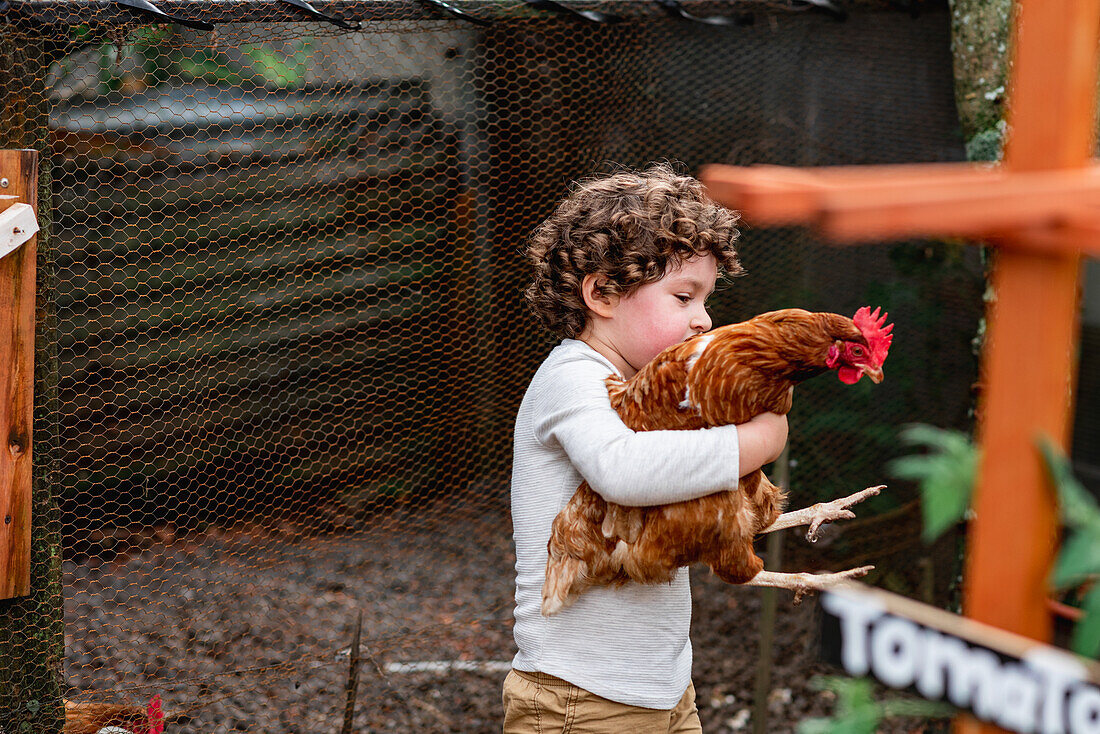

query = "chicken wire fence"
(0, 2), (1008, 731)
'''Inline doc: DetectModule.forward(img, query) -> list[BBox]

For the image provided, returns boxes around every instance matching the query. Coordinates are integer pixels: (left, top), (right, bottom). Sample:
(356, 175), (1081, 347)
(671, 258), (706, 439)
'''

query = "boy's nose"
(692, 310), (712, 333)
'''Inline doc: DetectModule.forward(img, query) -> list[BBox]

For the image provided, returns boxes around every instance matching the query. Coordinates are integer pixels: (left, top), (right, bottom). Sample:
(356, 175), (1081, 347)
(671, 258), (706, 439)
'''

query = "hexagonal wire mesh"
(0, 2), (999, 731)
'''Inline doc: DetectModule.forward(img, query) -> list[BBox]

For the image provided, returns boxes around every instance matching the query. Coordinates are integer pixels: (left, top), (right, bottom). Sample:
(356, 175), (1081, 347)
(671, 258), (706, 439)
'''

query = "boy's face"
(603, 254), (717, 373)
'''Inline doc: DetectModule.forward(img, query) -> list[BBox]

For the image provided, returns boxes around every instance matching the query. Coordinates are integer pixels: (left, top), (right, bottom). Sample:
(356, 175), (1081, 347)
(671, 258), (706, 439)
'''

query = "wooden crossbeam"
(0, 150), (37, 600)
(700, 162), (1100, 251)
(701, 162), (999, 226)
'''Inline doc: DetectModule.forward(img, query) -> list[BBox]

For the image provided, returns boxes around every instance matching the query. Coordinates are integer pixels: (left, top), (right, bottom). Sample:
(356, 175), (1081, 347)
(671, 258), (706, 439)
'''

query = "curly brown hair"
(524, 163), (743, 339)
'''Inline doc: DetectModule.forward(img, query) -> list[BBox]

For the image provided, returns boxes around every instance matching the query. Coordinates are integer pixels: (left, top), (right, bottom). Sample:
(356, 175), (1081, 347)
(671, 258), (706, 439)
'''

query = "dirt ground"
(64, 495), (942, 733)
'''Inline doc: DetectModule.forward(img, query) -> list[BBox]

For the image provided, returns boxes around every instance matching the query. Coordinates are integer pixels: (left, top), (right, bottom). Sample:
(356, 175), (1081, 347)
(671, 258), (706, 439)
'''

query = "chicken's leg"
(761, 485), (884, 542)
(745, 565), (874, 604)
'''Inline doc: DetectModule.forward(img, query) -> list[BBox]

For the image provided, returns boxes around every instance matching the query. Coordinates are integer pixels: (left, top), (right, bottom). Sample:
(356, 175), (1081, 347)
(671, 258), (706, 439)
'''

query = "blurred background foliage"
(47, 26), (313, 100)
(798, 676), (954, 734)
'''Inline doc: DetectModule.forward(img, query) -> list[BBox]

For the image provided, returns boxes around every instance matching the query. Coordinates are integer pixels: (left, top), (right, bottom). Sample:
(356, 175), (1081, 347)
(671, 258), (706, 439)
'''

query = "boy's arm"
(736, 412), (788, 475)
(534, 357), (787, 507)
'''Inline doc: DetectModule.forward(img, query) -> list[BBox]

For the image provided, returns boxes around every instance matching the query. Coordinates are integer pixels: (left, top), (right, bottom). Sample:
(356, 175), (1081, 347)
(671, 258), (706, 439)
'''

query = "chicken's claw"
(791, 565), (874, 604)
(745, 565), (874, 604)
(805, 485), (885, 543)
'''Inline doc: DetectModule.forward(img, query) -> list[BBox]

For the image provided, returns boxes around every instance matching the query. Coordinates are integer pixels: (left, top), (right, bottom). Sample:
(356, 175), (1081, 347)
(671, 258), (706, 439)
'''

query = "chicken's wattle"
(837, 366), (863, 384)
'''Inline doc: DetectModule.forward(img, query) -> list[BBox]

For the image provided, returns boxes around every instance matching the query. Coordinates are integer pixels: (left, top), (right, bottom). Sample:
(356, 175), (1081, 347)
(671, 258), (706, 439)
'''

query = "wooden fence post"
(0, 32), (65, 734)
(0, 149), (38, 599)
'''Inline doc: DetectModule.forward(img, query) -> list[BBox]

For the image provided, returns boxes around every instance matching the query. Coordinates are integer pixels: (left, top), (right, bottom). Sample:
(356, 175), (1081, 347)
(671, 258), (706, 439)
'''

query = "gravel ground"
(64, 496), (943, 733)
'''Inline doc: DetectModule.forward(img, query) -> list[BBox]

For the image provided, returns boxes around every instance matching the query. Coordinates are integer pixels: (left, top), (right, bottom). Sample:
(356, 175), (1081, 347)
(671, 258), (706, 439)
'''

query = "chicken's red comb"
(853, 306), (893, 365)
(146, 694), (165, 734)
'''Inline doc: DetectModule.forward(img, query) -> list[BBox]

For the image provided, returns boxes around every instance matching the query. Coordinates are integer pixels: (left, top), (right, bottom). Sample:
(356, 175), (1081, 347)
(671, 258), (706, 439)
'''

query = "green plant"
(798, 676), (954, 734)
(887, 424), (1100, 657)
(887, 424), (979, 543)
(1040, 437), (1100, 657)
(176, 48), (249, 87)
(242, 40), (313, 89)
(56, 27), (316, 97)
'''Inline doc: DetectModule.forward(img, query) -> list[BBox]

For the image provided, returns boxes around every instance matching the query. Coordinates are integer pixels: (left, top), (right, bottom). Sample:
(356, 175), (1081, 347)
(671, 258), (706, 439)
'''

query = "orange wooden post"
(0, 149), (38, 599)
(965, 0), (1099, 644)
(957, 3), (1100, 731)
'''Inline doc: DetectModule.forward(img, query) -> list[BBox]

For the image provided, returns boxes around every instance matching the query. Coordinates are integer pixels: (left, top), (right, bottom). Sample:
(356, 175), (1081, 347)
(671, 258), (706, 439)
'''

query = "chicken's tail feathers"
(541, 556), (588, 616)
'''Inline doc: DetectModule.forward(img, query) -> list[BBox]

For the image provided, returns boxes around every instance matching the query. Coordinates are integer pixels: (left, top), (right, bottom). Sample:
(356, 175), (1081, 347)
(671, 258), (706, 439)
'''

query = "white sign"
(821, 586), (1100, 734)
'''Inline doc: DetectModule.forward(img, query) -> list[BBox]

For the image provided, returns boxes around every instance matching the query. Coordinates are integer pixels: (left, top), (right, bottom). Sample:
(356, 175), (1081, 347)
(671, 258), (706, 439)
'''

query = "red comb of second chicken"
(146, 695), (165, 734)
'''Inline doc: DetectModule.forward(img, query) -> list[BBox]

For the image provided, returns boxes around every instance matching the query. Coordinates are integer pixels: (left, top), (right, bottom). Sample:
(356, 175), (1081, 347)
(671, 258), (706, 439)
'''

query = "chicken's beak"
(861, 364), (884, 384)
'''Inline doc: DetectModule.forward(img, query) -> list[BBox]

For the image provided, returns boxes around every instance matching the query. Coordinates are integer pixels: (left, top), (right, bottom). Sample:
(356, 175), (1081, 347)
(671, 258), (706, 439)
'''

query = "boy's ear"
(581, 274), (618, 318)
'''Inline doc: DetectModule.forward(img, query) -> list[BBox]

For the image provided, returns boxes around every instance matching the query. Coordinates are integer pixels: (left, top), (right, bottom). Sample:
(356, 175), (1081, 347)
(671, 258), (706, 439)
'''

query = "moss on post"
(0, 33), (65, 734)
(948, 0), (1011, 156)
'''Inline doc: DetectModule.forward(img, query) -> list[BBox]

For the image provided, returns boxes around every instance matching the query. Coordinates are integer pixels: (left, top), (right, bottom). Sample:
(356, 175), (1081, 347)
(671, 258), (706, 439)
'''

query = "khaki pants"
(502, 669), (702, 734)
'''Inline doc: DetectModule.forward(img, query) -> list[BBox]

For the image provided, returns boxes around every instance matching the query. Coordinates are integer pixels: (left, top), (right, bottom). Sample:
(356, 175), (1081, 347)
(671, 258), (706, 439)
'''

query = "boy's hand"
(736, 412), (789, 476)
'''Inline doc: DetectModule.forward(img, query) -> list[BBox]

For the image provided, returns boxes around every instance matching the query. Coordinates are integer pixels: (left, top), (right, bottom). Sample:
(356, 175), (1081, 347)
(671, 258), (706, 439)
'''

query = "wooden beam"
(701, 162), (976, 226)
(815, 171), (1100, 245)
(701, 162), (1100, 252)
(0, 150), (37, 600)
(701, 162), (1000, 226)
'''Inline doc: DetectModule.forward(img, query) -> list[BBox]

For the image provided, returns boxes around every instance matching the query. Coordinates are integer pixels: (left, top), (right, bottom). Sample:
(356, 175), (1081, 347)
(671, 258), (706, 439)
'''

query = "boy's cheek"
(634, 324), (686, 363)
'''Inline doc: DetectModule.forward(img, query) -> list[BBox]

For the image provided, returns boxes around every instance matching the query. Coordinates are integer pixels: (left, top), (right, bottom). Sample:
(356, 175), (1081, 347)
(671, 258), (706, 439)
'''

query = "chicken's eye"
(851, 345), (865, 357)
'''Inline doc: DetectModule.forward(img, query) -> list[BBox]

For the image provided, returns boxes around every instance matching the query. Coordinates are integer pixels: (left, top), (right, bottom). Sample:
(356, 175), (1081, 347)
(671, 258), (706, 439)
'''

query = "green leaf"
(805, 676), (953, 734)
(799, 708), (881, 734)
(895, 424), (971, 454)
(798, 718), (838, 734)
(888, 425), (978, 543)
(24, 700), (39, 715)
(812, 676), (879, 729)
(920, 467), (973, 542)
(812, 676), (876, 714)
(1039, 437), (1100, 530)
(241, 41), (311, 90)
(835, 711), (882, 734)
(1051, 532), (1100, 589)
(1070, 583), (1100, 658)
(879, 698), (956, 718)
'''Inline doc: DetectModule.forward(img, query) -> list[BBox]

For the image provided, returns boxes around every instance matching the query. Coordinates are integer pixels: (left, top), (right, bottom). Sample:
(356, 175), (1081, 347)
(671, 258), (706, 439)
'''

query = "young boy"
(504, 164), (789, 733)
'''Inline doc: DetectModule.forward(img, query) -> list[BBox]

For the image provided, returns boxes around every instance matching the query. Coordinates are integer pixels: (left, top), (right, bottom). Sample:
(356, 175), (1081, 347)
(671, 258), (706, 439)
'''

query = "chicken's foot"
(761, 485), (884, 542)
(745, 565), (874, 604)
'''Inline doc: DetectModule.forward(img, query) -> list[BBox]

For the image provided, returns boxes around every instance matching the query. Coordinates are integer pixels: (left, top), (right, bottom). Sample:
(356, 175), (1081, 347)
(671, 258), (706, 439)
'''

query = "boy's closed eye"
(675, 290), (714, 304)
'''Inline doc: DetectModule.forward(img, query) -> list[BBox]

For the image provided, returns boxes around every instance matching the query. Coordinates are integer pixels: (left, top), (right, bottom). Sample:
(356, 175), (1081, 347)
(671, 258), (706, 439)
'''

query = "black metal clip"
(654, 0), (753, 26)
(524, 0), (621, 24)
(419, 0), (491, 26)
(114, 0), (214, 31)
(278, 0), (360, 30)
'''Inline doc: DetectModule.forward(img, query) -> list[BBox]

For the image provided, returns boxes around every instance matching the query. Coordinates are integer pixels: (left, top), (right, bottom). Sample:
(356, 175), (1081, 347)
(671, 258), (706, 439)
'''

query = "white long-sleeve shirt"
(510, 338), (742, 709)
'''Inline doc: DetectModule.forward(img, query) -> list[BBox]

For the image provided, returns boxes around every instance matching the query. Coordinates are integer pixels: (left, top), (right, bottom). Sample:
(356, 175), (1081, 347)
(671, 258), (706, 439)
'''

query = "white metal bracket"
(0, 202), (38, 260)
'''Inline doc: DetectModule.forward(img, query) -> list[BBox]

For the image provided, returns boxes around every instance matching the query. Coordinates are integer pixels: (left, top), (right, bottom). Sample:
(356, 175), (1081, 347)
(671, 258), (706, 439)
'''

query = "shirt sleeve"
(531, 351), (742, 506)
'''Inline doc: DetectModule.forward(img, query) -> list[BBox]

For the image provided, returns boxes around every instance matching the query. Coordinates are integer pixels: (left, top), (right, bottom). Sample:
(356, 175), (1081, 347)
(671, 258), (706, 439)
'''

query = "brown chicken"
(63, 695), (165, 734)
(542, 307), (893, 616)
